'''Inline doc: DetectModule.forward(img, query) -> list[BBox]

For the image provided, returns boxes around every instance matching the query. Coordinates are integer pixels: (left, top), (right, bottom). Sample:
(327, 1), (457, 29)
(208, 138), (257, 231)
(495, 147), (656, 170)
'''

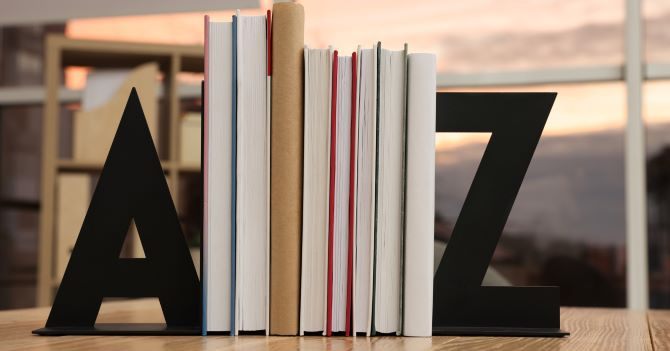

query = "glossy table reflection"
(0, 299), (663, 350)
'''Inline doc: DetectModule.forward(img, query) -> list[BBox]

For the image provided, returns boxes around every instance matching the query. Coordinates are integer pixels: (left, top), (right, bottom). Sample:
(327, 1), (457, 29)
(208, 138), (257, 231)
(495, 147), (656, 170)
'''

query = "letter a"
(37, 88), (200, 335)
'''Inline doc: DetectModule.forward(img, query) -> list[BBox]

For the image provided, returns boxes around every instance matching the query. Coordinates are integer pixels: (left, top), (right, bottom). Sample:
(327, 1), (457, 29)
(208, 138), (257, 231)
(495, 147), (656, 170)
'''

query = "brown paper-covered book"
(269, 2), (305, 336)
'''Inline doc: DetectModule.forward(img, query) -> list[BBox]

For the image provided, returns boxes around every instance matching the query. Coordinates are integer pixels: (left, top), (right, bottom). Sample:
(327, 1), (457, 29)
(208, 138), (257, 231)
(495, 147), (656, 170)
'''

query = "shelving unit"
(37, 35), (203, 306)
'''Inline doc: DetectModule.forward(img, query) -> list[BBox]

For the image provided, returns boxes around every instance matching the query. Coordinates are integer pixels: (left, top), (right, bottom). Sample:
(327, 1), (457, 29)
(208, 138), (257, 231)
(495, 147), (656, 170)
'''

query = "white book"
(353, 44), (377, 336)
(374, 44), (407, 335)
(300, 47), (333, 335)
(204, 17), (233, 333)
(332, 54), (353, 333)
(403, 53), (436, 337)
(235, 11), (268, 334)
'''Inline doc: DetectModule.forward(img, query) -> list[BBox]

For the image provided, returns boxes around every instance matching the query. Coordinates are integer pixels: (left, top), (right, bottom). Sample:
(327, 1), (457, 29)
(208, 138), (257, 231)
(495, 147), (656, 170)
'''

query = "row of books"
(203, 3), (435, 337)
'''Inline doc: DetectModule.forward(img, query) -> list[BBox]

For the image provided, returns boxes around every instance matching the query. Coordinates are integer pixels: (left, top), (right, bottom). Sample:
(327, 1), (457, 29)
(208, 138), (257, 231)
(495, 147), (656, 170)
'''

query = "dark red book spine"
(345, 51), (357, 337)
(266, 9), (272, 76)
(202, 15), (209, 336)
(326, 50), (338, 337)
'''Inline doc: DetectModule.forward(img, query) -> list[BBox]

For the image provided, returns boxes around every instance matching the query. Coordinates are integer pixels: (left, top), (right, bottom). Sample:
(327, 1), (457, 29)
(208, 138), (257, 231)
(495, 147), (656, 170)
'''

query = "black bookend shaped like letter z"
(33, 88), (201, 336)
(433, 93), (568, 337)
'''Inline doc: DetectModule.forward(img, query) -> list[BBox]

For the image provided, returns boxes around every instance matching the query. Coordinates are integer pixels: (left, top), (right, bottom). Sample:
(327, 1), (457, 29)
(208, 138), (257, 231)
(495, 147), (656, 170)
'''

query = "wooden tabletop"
(0, 299), (667, 350)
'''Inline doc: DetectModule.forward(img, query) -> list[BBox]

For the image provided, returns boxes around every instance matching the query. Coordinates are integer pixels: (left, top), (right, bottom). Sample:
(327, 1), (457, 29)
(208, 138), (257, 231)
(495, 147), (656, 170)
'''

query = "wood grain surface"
(649, 309), (670, 351)
(0, 299), (663, 350)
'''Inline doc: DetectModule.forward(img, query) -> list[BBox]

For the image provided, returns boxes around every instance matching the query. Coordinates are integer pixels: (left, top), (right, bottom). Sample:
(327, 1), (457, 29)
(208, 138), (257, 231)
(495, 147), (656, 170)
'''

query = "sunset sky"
(63, 0), (670, 149)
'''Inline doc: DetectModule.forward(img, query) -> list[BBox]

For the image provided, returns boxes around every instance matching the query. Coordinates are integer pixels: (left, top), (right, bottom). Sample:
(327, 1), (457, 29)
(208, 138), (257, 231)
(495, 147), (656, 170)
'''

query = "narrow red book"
(326, 50), (339, 337)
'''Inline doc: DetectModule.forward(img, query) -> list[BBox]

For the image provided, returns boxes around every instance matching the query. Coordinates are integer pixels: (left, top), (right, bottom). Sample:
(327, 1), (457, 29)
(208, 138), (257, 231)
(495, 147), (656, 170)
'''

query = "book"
(345, 51), (358, 337)
(372, 43), (407, 335)
(352, 44), (377, 336)
(269, 2), (305, 336)
(326, 50), (338, 337)
(264, 10), (272, 337)
(202, 16), (209, 336)
(403, 53), (436, 337)
(300, 47), (333, 335)
(235, 10), (269, 334)
(203, 15), (234, 334)
(327, 53), (353, 335)
(231, 13), (238, 335)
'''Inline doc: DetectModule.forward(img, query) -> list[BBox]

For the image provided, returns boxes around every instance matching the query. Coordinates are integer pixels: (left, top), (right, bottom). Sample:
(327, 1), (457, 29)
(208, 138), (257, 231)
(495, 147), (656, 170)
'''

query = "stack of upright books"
(202, 2), (436, 337)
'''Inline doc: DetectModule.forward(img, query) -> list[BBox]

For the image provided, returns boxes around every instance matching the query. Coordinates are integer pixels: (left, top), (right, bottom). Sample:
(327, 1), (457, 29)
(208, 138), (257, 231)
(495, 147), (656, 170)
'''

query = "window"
(644, 0), (670, 64)
(645, 80), (670, 308)
(301, 0), (624, 73)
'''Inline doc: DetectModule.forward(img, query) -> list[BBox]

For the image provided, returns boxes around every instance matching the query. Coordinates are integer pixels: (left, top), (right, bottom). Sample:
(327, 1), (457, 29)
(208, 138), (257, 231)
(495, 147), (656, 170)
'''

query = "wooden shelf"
(0, 198), (40, 210)
(178, 163), (201, 173)
(51, 35), (203, 72)
(56, 159), (200, 173)
(36, 35), (204, 307)
(57, 159), (176, 172)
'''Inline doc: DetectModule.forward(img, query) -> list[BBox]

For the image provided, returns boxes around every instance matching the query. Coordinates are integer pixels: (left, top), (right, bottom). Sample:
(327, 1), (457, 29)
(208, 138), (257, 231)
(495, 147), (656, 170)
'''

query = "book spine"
(269, 2), (305, 336)
(398, 43), (408, 336)
(202, 15), (209, 337)
(299, 47), (308, 337)
(345, 51), (358, 337)
(352, 46), (361, 336)
(326, 50), (339, 337)
(370, 42), (381, 337)
(403, 53), (436, 337)
(230, 14), (238, 337)
(265, 10), (271, 337)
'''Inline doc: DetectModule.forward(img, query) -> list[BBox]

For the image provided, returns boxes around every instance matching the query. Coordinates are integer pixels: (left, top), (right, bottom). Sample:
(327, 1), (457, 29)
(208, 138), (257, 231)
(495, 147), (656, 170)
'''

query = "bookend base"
(432, 326), (569, 337)
(33, 324), (201, 336)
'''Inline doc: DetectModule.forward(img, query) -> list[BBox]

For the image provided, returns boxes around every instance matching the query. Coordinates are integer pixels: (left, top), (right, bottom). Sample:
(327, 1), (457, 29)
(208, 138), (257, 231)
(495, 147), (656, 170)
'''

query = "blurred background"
(0, 0), (668, 311)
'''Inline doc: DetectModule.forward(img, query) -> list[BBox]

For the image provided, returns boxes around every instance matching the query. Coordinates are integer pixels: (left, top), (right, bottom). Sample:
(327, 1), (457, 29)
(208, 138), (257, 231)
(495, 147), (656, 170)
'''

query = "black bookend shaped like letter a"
(34, 89), (201, 336)
(433, 93), (568, 337)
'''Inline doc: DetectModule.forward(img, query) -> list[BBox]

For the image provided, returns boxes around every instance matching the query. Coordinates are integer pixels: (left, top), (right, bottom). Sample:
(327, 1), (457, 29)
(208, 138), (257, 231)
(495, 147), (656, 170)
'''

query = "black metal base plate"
(32, 323), (201, 336)
(433, 326), (569, 337)
(33, 324), (568, 337)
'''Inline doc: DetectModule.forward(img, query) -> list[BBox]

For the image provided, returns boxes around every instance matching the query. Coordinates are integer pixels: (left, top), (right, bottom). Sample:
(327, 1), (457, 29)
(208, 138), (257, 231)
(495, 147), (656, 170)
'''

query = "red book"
(266, 9), (272, 76)
(202, 15), (209, 336)
(326, 50), (339, 337)
(345, 52), (357, 336)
